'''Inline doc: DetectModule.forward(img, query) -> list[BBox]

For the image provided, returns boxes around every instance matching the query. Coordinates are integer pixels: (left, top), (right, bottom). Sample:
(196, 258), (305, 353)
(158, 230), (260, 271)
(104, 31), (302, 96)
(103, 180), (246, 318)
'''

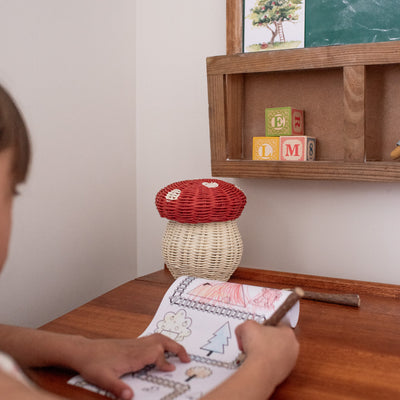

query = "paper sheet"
(69, 276), (300, 399)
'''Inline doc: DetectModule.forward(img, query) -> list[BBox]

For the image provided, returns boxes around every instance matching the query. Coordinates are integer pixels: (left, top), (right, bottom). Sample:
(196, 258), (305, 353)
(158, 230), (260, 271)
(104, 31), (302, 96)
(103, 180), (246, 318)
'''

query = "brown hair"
(0, 84), (31, 189)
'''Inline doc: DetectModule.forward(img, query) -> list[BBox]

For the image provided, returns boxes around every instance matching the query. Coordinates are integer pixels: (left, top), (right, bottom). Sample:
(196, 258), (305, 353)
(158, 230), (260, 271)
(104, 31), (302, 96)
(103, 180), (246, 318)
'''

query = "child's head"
(0, 84), (30, 190)
(0, 83), (31, 271)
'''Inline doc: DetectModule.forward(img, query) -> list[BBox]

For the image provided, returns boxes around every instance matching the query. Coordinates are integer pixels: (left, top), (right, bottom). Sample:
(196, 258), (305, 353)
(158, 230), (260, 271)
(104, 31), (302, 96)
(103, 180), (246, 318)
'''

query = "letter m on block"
(285, 143), (300, 157)
(280, 137), (305, 161)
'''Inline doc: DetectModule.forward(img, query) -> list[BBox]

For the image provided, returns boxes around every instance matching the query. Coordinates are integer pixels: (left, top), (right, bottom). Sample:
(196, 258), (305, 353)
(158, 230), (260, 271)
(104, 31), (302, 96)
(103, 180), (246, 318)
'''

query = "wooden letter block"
(265, 107), (304, 136)
(253, 137), (280, 160)
(280, 136), (316, 161)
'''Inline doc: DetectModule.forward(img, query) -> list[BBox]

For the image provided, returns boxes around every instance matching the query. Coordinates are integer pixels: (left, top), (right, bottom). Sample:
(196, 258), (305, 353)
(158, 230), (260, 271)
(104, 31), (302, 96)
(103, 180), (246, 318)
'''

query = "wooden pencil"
(302, 290), (360, 307)
(263, 287), (305, 326)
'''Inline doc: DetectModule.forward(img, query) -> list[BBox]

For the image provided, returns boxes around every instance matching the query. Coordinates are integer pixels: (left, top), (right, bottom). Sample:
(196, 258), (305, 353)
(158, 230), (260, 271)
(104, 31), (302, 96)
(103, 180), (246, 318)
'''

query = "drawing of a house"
(188, 282), (246, 308)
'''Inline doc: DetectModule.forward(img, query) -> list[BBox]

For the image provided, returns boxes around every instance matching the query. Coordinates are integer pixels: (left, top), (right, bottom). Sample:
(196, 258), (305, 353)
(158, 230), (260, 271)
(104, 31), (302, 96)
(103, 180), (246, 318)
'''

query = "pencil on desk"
(299, 290), (360, 307)
(282, 287), (361, 307)
(235, 287), (304, 366)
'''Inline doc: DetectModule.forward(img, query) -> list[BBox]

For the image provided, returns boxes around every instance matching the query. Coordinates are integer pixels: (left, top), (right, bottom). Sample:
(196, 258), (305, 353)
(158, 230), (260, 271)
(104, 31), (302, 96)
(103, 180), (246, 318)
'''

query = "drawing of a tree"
(248, 0), (303, 45)
(201, 322), (231, 356)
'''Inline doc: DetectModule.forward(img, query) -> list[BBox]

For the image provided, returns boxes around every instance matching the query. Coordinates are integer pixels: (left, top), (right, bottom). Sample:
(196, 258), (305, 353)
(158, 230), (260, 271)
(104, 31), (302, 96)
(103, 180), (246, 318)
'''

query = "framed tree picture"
(227, 0), (305, 54)
(243, 0), (305, 52)
(227, 0), (400, 55)
(226, 0), (305, 54)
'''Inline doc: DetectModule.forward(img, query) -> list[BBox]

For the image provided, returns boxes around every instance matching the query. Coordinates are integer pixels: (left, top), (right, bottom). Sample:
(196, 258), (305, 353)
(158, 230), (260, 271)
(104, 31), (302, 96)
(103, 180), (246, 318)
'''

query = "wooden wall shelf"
(206, 41), (400, 182)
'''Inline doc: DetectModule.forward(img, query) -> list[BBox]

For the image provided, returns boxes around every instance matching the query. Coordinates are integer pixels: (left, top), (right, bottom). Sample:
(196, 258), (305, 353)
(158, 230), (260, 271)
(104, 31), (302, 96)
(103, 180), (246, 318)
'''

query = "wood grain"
(207, 41), (400, 75)
(30, 268), (400, 400)
(229, 267), (400, 299)
(226, 0), (243, 55)
(211, 159), (400, 182)
(343, 65), (365, 162)
(226, 74), (244, 159)
(302, 291), (360, 307)
(242, 69), (344, 161)
(207, 74), (227, 162)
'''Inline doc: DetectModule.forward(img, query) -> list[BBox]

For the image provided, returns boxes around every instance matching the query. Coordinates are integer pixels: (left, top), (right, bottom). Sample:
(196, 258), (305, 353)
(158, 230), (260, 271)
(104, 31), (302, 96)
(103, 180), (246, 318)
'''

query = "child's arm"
(0, 324), (190, 400)
(0, 370), (65, 400)
(201, 321), (299, 400)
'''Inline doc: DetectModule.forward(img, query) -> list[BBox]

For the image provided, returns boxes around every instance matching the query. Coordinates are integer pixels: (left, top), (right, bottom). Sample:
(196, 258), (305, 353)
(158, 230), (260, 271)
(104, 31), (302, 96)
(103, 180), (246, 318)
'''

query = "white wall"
(136, 1), (400, 285)
(136, 0), (226, 277)
(0, 0), (136, 327)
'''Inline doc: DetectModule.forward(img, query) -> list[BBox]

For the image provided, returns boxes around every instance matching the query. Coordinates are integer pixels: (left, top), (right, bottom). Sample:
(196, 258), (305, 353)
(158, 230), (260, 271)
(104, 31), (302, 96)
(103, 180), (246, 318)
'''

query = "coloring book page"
(69, 276), (300, 399)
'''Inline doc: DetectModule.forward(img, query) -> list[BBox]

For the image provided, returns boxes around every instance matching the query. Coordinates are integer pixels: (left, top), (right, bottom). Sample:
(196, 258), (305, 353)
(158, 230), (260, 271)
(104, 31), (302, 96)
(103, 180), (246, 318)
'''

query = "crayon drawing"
(248, 287), (282, 310)
(185, 366), (212, 382)
(154, 309), (192, 341)
(201, 322), (231, 356)
(188, 282), (246, 307)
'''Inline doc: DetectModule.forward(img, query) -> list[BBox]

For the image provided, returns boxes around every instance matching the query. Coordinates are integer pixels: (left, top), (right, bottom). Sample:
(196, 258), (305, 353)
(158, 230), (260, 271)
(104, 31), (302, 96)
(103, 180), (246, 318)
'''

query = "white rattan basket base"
(162, 220), (243, 281)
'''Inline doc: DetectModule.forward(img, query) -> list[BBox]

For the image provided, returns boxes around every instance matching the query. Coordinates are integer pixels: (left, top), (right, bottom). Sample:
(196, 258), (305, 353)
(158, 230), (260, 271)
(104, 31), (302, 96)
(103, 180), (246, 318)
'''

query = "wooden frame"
(207, 40), (400, 181)
(226, 0), (243, 55)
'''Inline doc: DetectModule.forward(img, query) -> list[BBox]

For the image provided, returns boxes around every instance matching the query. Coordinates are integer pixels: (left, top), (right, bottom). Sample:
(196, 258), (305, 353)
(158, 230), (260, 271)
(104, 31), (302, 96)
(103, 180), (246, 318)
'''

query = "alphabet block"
(253, 137), (280, 160)
(265, 107), (304, 136)
(280, 136), (316, 161)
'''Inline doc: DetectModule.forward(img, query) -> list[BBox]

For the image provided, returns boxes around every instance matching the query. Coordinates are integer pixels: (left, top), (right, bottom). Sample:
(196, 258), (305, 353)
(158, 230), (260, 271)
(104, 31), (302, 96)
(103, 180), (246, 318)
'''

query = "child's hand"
(201, 321), (299, 400)
(70, 333), (190, 400)
(235, 321), (299, 387)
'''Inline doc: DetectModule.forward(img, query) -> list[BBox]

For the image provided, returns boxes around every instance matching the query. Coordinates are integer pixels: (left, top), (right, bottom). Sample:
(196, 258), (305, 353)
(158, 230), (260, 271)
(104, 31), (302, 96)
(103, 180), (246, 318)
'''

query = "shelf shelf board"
(211, 160), (400, 182)
(207, 41), (400, 76)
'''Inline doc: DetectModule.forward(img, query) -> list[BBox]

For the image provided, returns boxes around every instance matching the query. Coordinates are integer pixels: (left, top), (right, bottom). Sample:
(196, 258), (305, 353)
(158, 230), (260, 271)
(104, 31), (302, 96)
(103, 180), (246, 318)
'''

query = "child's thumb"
(85, 370), (133, 400)
(105, 378), (133, 400)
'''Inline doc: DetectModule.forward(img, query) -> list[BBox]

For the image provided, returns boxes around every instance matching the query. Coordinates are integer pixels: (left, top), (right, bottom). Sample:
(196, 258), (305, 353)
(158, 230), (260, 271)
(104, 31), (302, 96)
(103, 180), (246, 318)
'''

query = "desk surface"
(28, 268), (400, 400)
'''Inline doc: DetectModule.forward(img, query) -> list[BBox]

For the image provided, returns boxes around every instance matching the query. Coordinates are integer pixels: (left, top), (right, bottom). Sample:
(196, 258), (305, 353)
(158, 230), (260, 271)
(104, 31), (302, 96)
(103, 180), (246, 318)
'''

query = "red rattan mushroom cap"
(155, 179), (246, 223)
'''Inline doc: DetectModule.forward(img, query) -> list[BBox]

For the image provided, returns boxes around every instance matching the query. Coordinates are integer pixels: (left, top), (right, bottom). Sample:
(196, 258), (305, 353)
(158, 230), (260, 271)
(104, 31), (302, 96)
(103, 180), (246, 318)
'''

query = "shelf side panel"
(208, 74), (227, 165)
(226, 0), (243, 55)
(343, 65), (366, 162)
(366, 65), (400, 161)
(225, 74), (244, 160)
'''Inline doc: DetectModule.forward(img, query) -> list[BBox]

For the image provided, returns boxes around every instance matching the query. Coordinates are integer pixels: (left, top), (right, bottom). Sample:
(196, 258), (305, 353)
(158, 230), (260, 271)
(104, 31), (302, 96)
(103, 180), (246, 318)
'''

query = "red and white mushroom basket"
(155, 179), (246, 281)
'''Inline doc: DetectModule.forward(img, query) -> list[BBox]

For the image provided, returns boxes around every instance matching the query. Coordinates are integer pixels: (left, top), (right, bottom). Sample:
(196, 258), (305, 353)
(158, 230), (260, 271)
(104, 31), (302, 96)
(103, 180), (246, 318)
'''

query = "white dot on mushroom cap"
(202, 182), (219, 188)
(166, 189), (181, 200)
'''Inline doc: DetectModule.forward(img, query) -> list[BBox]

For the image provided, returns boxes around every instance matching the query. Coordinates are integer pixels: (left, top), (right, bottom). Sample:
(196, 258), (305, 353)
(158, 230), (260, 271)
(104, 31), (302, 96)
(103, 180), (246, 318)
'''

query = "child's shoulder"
(0, 351), (32, 386)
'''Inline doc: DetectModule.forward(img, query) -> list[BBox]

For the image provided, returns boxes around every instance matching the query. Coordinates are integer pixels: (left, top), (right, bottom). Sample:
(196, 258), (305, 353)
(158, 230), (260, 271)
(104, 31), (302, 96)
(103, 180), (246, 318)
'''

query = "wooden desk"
(27, 268), (400, 399)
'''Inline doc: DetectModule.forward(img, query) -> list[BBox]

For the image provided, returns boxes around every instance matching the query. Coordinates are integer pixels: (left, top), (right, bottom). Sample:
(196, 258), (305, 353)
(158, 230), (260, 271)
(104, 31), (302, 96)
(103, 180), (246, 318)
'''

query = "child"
(0, 83), (299, 400)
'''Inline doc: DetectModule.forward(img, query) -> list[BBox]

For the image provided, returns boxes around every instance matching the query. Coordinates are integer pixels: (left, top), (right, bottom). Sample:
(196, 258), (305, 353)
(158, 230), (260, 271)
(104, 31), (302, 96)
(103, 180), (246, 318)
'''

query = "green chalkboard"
(305, 0), (400, 47)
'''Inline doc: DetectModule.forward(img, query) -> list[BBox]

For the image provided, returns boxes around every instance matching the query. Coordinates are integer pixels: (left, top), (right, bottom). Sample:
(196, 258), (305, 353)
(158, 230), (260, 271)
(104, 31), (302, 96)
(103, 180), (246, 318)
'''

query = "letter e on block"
(266, 107), (304, 136)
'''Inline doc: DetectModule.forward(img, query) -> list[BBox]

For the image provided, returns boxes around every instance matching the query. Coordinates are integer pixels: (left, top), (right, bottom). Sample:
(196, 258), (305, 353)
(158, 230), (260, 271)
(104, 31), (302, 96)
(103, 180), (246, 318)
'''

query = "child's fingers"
(145, 334), (191, 371)
(234, 320), (259, 351)
(159, 336), (191, 363)
(83, 370), (133, 400)
(155, 356), (176, 372)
